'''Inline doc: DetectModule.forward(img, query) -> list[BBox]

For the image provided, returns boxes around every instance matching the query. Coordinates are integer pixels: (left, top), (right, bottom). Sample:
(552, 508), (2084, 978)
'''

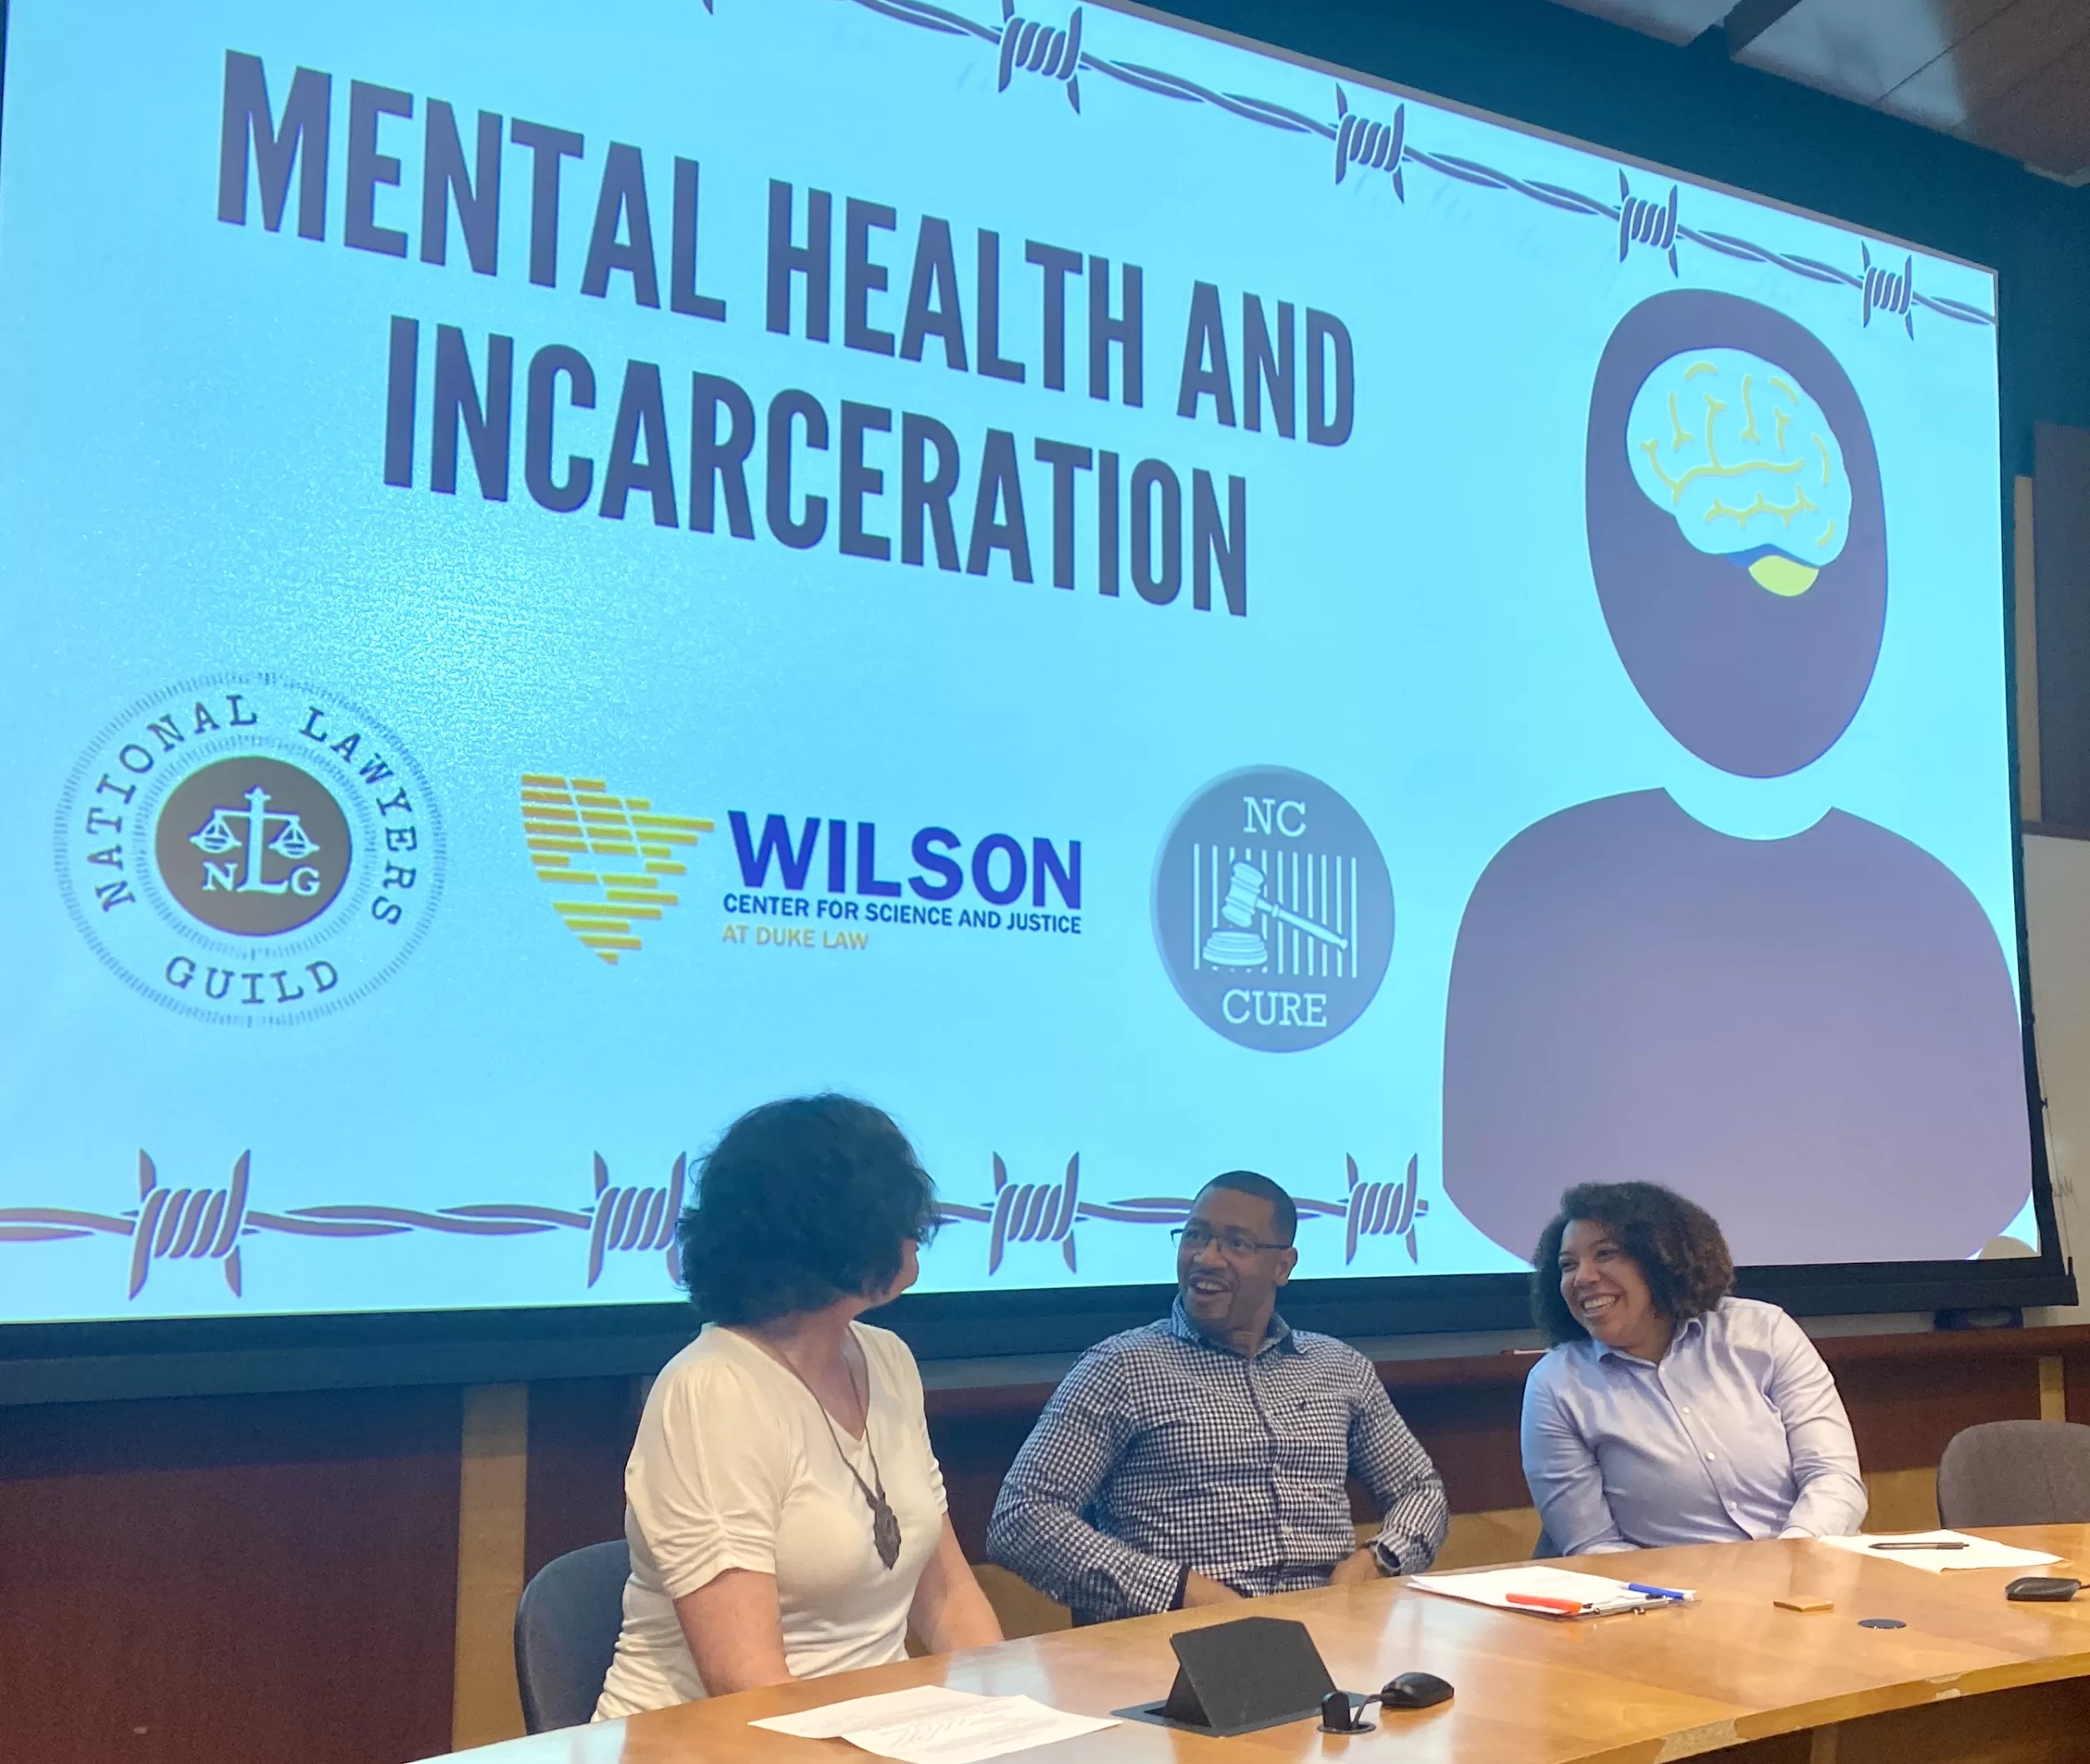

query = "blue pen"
(1626, 1583), (1688, 1601)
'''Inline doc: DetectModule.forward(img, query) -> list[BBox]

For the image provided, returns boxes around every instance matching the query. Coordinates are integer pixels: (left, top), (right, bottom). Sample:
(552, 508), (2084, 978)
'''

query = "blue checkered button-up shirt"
(986, 1301), (1447, 1623)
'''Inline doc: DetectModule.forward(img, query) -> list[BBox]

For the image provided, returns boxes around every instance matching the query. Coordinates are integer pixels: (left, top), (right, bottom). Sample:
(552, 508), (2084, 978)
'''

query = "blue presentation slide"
(0, 0), (2031, 1324)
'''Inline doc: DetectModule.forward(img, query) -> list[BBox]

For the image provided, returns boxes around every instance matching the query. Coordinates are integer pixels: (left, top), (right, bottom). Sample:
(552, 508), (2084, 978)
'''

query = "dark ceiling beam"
(1720, 0), (1806, 56)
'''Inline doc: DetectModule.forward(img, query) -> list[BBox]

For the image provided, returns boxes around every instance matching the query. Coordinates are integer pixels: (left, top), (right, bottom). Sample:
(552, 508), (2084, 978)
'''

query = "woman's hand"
(908, 1517), (1006, 1651)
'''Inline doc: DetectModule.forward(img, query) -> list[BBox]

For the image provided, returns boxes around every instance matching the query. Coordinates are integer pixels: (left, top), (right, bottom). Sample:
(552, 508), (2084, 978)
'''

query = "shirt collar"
(1589, 1310), (1705, 1367)
(1168, 1296), (1299, 1356)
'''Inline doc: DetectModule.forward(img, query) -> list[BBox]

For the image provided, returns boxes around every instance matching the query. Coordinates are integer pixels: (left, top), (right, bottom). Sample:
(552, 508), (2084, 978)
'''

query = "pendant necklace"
(771, 1335), (902, 1571)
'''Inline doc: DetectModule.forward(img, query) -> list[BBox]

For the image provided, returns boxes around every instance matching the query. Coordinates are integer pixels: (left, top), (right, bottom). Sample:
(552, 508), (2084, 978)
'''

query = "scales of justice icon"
(189, 787), (321, 893)
(1194, 852), (1359, 977)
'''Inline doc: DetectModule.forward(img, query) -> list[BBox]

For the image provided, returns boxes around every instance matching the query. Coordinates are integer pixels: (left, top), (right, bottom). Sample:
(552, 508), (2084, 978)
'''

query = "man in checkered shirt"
(986, 1171), (1447, 1624)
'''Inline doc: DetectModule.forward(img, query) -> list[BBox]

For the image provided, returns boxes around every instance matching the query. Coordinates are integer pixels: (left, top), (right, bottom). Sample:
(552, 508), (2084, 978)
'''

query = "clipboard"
(1407, 1565), (1696, 1618)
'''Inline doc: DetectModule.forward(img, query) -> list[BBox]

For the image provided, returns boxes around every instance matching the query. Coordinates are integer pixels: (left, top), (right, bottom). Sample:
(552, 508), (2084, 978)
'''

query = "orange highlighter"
(1505, 1593), (1588, 1615)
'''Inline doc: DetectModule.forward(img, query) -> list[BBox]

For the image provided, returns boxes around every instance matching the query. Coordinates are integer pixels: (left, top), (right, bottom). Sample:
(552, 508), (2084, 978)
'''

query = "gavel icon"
(1216, 860), (1349, 950)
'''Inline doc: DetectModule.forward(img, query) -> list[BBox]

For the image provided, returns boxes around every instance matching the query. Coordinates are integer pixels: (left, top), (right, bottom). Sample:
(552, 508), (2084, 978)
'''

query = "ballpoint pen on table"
(1868, 1540), (1968, 1550)
(1625, 1583), (1689, 1600)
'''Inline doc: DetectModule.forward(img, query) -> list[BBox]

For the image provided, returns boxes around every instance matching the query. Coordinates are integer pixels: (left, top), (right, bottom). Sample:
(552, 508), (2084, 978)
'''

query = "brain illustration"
(1625, 349), (1852, 598)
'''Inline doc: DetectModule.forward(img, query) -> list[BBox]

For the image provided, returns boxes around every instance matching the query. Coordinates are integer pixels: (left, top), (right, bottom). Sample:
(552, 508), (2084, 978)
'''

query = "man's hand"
(1327, 1546), (1385, 1587)
(1181, 1571), (1243, 1607)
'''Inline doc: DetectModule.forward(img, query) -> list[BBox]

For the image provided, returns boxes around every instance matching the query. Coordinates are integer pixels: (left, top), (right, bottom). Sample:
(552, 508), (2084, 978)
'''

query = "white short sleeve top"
(594, 1321), (948, 1720)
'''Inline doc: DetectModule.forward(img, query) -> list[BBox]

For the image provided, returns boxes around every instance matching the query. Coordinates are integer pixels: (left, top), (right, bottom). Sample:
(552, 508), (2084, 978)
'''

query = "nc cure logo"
(56, 676), (444, 1024)
(1153, 766), (1394, 1051)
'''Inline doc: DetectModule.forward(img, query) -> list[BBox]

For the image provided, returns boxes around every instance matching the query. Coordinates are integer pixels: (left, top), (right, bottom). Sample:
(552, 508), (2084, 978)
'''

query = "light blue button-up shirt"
(1520, 1296), (1866, 1554)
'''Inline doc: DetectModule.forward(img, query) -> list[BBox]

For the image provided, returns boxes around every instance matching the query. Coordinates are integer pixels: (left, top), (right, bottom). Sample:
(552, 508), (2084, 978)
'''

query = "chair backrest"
(513, 1539), (631, 1734)
(1936, 1420), (2090, 1529)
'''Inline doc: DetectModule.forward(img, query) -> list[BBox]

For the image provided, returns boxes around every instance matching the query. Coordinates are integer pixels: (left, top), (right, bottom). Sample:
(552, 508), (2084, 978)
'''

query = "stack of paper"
(1407, 1565), (1695, 1617)
(751, 1684), (1118, 1764)
(1816, 1531), (2065, 1574)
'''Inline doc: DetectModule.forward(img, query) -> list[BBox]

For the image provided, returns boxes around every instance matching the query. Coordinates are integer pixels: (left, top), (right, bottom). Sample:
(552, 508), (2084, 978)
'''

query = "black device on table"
(1318, 1672), (1456, 1732)
(2005, 1576), (2082, 1602)
(1114, 1614), (1456, 1737)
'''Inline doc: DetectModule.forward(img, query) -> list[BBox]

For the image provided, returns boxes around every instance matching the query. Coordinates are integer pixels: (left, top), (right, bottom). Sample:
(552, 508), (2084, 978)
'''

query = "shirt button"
(1706, 1453), (1717, 1461)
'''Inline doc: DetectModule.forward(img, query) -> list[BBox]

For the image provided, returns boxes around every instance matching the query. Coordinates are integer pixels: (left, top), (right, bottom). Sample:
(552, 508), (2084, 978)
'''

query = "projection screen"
(0, 0), (2065, 1376)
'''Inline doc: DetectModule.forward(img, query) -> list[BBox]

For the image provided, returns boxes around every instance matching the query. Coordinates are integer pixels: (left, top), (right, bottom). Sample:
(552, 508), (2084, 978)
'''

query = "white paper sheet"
(752, 1686), (1118, 1763)
(754, 1686), (989, 1740)
(1407, 1564), (1693, 1616)
(1816, 1531), (2065, 1573)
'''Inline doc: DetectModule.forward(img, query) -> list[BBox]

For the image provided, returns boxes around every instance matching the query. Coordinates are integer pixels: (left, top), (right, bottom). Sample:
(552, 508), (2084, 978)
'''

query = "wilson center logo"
(522, 775), (712, 963)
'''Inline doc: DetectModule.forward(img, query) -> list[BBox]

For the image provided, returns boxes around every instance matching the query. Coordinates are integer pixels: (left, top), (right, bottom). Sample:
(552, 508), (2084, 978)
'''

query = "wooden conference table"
(446, 1527), (2090, 1764)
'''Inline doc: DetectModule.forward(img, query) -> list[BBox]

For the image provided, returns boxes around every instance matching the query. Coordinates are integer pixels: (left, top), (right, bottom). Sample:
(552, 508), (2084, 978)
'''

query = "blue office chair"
(514, 1539), (632, 1733)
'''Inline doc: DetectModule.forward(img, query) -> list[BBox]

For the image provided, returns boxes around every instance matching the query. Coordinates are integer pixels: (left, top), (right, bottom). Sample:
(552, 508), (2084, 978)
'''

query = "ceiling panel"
(1879, 0), (2090, 138)
(1545, 0), (2090, 180)
(1544, 0), (1734, 46)
(1737, 0), (2019, 107)
(1958, 27), (2090, 177)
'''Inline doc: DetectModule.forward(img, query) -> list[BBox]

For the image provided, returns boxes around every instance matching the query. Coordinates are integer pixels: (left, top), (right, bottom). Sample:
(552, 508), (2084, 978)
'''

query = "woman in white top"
(595, 1094), (1003, 1718)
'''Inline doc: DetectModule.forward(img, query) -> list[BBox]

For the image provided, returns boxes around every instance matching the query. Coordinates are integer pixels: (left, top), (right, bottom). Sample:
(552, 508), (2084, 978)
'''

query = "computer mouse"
(1380, 1671), (1454, 1710)
(2006, 1576), (2082, 1602)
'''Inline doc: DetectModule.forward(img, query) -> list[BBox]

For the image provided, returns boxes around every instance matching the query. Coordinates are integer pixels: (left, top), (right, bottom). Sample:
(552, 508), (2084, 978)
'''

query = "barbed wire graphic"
(936, 1152), (1426, 1270)
(1861, 243), (1916, 337)
(0, 1149), (1428, 1300)
(1345, 1152), (1425, 1264)
(588, 1152), (684, 1286)
(760, 0), (1994, 333)
(1334, 87), (1403, 195)
(132, 1150), (249, 1297)
(998, 2), (1083, 109)
(1618, 173), (1679, 276)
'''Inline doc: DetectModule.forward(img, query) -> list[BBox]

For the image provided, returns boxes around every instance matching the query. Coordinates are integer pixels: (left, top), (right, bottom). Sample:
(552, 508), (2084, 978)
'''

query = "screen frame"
(0, 0), (2072, 1406)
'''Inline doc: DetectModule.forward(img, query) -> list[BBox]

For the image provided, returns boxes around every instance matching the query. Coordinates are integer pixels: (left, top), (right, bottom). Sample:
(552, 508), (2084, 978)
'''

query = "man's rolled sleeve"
(986, 1350), (1183, 1620)
(1348, 1363), (1449, 1573)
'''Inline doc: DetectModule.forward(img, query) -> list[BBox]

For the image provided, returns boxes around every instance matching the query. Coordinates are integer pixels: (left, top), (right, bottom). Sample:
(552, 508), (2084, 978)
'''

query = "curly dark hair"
(677, 1094), (940, 1325)
(1530, 1181), (1734, 1345)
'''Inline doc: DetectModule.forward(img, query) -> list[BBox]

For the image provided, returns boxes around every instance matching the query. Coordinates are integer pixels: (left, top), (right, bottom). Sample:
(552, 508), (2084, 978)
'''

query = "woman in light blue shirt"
(1520, 1181), (1867, 1554)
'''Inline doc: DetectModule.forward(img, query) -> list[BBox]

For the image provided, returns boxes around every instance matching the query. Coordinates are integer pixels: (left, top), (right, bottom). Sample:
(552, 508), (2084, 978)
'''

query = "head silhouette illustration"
(1586, 291), (1887, 778)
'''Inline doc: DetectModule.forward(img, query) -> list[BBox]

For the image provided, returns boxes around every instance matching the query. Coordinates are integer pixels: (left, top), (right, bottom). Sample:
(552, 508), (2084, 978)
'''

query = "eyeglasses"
(1172, 1224), (1289, 1258)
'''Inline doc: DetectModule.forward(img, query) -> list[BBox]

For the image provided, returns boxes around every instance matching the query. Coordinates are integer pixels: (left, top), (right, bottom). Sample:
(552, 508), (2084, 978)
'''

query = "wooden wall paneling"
(1382, 1372), (1532, 1513)
(923, 1393), (1059, 1562)
(522, 1377), (645, 1578)
(1827, 1347), (2041, 1471)
(2038, 1354), (2067, 1421)
(1861, 1467), (1941, 1531)
(451, 1385), (529, 1753)
(0, 1386), (461, 1764)
(2063, 1350), (2090, 1425)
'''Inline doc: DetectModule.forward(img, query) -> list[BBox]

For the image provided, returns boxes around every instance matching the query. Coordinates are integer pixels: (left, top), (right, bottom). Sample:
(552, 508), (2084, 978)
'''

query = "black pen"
(1869, 1540), (1968, 1550)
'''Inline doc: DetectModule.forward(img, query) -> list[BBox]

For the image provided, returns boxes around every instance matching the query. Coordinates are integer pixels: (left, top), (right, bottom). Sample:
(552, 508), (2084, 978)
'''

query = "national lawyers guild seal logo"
(56, 676), (444, 1024)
